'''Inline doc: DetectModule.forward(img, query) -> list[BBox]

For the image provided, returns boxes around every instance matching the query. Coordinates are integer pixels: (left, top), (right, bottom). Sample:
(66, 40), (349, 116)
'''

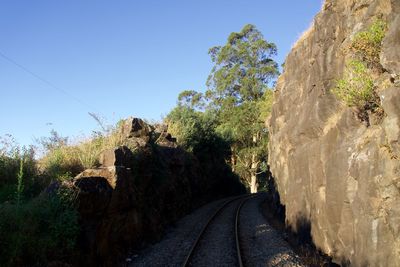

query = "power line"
(0, 49), (97, 112)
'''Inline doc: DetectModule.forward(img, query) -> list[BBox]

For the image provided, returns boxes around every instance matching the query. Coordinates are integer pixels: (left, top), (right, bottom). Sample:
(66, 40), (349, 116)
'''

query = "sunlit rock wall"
(268, 0), (400, 265)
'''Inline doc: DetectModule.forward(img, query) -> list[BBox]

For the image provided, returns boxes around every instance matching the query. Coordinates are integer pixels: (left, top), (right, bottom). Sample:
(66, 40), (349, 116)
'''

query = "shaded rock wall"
(73, 118), (245, 266)
(268, 0), (400, 266)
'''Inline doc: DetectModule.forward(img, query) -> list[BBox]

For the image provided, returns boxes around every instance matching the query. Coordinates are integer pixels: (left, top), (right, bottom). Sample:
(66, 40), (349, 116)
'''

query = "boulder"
(99, 146), (134, 167)
(122, 117), (153, 139)
(76, 166), (121, 189)
(156, 132), (177, 148)
(73, 176), (113, 218)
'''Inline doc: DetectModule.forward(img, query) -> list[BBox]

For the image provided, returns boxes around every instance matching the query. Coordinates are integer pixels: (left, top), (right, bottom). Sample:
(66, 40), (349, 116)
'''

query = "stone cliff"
(268, 0), (400, 266)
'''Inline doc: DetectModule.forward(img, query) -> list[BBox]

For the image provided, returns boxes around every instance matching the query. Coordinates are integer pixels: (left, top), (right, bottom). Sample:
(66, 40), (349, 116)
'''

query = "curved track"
(182, 194), (255, 267)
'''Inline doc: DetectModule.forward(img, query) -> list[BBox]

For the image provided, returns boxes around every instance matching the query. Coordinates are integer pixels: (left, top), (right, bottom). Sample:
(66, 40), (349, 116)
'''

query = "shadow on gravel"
(262, 175), (341, 267)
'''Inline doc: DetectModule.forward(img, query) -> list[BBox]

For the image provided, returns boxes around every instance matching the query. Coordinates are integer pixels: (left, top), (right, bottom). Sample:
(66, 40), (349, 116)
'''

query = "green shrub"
(333, 18), (388, 120)
(350, 19), (387, 68)
(0, 187), (79, 266)
(0, 135), (81, 266)
(0, 137), (42, 201)
(166, 106), (226, 155)
(0, 121), (127, 265)
(332, 60), (378, 109)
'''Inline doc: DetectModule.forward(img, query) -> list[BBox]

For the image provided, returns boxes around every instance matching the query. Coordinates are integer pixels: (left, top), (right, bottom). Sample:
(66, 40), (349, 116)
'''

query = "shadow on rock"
(263, 175), (340, 267)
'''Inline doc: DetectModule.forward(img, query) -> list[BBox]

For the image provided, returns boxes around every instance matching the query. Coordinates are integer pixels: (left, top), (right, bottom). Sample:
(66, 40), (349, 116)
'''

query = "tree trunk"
(231, 146), (236, 172)
(250, 153), (258, 193)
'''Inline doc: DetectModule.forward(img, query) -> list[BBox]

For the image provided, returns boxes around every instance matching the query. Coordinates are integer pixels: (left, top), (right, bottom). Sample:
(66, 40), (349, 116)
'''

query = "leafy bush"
(0, 119), (127, 266)
(332, 60), (378, 109)
(166, 106), (228, 156)
(166, 106), (245, 196)
(0, 187), (79, 266)
(350, 19), (387, 68)
(0, 137), (42, 202)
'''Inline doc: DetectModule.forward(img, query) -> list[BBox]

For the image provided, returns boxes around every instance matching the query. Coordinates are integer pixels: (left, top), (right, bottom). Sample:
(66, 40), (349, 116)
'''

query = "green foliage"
(0, 188), (79, 266)
(166, 106), (224, 155)
(177, 90), (205, 110)
(0, 136), (41, 202)
(170, 24), (278, 192)
(0, 134), (79, 266)
(37, 130), (82, 179)
(15, 159), (24, 206)
(350, 19), (387, 68)
(205, 24), (278, 191)
(206, 24), (279, 107)
(166, 105), (244, 197)
(39, 145), (82, 180)
(332, 60), (377, 109)
(0, 117), (128, 265)
(333, 18), (387, 119)
(215, 91), (272, 185)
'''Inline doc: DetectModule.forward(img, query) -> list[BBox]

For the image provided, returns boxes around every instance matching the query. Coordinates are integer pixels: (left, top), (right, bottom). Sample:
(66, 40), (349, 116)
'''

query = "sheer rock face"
(268, 0), (400, 266)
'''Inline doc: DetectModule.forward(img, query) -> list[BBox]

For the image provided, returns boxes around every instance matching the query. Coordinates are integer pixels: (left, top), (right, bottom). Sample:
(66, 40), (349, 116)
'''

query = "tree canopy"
(206, 24), (278, 105)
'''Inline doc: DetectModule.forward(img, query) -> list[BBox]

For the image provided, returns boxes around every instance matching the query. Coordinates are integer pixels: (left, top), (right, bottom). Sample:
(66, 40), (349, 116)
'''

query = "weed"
(15, 158), (24, 206)
(332, 60), (379, 110)
(350, 19), (387, 69)
(333, 18), (388, 122)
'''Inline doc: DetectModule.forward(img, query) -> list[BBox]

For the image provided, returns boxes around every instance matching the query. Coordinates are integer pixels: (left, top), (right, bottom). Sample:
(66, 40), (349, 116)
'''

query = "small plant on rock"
(349, 19), (387, 69)
(333, 18), (388, 124)
(332, 60), (377, 109)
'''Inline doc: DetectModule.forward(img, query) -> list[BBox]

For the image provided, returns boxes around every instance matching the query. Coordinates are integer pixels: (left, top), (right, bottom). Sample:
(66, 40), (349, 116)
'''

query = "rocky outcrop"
(268, 0), (400, 266)
(73, 118), (244, 266)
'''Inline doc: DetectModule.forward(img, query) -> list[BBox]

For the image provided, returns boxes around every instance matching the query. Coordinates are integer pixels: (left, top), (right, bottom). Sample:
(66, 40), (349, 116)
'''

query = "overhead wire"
(0, 49), (98, 112)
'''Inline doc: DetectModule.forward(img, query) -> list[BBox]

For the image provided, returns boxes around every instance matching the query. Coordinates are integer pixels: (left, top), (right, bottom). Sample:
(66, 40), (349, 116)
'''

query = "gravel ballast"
(239, 193), (304, 267)
(128, 197), (232, 266)
(128, 193), (305, 266)
(188, 198), (243, 266)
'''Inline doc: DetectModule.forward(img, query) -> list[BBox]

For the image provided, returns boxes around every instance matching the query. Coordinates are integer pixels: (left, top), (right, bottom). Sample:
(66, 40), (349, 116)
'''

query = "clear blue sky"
(0, 0), (322, 146)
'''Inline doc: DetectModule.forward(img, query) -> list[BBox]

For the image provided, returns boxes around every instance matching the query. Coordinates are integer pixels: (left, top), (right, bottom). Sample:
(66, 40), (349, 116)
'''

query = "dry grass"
(39, 124), (125, 179)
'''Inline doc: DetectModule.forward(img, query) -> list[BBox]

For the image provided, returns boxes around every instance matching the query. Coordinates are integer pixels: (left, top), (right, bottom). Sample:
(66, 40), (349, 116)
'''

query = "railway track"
(182, 194), (256, 267)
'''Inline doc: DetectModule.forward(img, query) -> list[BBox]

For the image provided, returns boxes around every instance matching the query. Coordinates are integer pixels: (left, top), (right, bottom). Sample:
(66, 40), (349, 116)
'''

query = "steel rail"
(235, 195), (257, 267)
(181, 194), (249, 267)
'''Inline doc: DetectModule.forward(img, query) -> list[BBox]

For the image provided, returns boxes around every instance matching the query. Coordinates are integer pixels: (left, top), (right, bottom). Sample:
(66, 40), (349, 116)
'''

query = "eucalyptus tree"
(205, 24), (279, 193)
(174, 24), (278, 193)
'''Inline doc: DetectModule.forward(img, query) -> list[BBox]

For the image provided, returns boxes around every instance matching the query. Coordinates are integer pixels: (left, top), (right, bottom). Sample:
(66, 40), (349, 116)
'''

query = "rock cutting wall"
(72, 118), (245, 266)
(268, 0), (400, 266)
